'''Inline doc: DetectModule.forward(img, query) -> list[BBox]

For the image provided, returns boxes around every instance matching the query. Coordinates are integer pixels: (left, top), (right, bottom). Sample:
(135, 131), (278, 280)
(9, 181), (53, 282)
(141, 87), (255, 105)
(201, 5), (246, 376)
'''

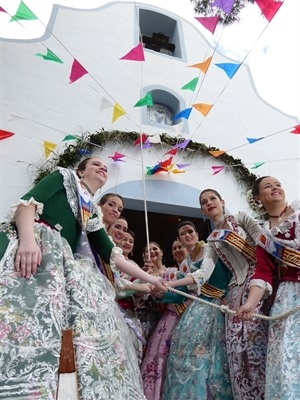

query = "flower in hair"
(246, 190), (267, 216)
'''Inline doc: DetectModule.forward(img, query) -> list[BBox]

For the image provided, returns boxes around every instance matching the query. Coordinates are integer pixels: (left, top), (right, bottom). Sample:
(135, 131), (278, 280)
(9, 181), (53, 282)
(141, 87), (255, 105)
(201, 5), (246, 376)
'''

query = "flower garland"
(34, 129), (258, 192)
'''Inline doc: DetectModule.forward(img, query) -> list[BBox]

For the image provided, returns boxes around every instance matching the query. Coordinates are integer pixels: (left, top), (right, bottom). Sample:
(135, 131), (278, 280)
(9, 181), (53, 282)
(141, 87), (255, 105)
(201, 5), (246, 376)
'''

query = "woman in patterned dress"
(0, 157), (165, 400)
(236, 176), (300, 400)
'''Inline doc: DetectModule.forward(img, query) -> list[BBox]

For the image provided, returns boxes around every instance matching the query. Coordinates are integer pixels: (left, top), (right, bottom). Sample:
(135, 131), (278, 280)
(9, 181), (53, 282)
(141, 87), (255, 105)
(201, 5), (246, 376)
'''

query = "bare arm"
(14, 204), (42, 279)
(235, 285), (266, 320)
(114, 254), (166, 292)
(167, 275), (194, 288)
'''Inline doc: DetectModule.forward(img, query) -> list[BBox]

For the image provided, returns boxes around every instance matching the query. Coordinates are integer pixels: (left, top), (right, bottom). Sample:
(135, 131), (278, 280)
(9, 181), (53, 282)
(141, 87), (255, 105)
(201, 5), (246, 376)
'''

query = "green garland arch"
(34, 129), (258, 192)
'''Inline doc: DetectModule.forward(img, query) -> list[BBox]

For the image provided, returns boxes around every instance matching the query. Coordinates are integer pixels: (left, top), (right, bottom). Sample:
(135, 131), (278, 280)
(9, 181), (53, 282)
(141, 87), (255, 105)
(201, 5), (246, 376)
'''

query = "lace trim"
(188, 271), (205, 295)
(249, 278), (273, 296)
(86, 204), (104, 232)
(7, 197), (44, 221)
(109, 246), (123, 274)
(58, 167), (80, 222)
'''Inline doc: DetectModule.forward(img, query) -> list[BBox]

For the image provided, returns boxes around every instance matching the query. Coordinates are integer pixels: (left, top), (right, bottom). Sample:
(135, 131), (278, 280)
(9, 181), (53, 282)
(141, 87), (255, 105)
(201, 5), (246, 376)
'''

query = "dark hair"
(76, 157), (93, 174)
(177, 220), (196, 236)
(125, 229), (136, 240)
(199, 189), (222, 203)
(99, 193), (124, 207)
(107, 216), (128, 232)
(142, 241), (162, 255)
(251, 176), (271, 197)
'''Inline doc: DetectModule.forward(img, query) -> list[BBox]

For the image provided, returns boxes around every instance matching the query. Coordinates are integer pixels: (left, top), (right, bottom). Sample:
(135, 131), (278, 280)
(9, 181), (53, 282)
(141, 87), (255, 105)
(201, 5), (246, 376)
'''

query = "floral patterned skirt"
(265, 281), (300, 400)
(225, 281), (268, 400)
(0, 224), (145, 400)
(141, 307), (180, 400)
(162, 299), (233, 400)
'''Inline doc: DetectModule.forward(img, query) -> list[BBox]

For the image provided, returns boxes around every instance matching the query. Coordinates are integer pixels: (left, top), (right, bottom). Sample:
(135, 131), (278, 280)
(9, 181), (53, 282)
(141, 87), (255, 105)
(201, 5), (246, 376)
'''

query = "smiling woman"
(0, 156), (168, 400)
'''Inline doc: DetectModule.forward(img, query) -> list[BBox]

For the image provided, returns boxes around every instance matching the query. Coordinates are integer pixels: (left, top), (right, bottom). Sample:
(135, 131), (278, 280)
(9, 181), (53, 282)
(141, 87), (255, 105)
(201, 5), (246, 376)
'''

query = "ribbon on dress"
(257, 231), (300, 269)
(207, 229), (256, 262)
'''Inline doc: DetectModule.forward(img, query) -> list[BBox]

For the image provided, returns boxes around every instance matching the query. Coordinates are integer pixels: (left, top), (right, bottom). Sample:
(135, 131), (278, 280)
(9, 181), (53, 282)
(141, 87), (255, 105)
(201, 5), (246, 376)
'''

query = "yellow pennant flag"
(188, 57), (212, 74)
(112, 103), (126, 123)
(44, 141), (57, 158)
(192, 103), (213, 116)
(209, 150), (226, 157)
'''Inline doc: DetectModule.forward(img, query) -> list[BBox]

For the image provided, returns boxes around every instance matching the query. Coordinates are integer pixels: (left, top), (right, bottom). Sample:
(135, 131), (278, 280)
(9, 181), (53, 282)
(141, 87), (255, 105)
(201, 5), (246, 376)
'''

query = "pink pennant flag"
(69, 59), (88, 84)
(255, 0), (283, 22)
(0, 7), (7, 13)
(120, 42), (145, 61)
(290, 124), (300, 134)
(165, 148), (178, 156)
(108, 152), (126, 162)
(195, 16), (219, 34)
(212, 166), (225, 175)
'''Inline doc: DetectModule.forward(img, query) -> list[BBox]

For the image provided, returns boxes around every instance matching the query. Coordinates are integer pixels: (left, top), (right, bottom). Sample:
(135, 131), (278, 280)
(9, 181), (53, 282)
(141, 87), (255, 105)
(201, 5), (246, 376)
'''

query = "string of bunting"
(33, 129), (258, 190)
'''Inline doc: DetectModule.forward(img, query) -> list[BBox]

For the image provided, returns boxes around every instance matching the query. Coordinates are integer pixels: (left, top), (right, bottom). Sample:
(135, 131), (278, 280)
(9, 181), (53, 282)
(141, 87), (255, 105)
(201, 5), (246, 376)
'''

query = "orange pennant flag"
(209, 150), (226, 157)
(192, 103), (213, 116)
(44, 141), (57, 158)
(188, 57), (212, 74)
(112, 103), (126, 123)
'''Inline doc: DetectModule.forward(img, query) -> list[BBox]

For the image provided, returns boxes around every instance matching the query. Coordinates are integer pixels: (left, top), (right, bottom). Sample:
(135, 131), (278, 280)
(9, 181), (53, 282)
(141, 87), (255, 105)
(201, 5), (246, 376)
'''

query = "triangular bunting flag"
(134, 134), (148, 146)
(215, 63), (240, 79)
(134, 92), (153, 107)
(0, 7), (7, 13)
(0, 130), (14, 140)
(100, 97), (113, 112)
(181, 77), (199, 92)
(78, 149), (92, 156)
(176, 163), (191, 169)
(159, 157), (173, 168)
(211, 0), (235, 14)
(165, 148), (178, 156)
(255, 0), (283, 22)
(251, 162), (265, 169)
(148, 133), (161, 143)
(246, 137), (264, 144)
(36, 48), (63, 63)
(10, 1), (38, 22)
(63, 135), (78, 141)
(143, 139), (152, 149)
(290, 125), (300, 134)
(195, 16), (219, 34)
(209, 150), (225, 157)
(173, 108), (193, 120)
(69, 59), (88, 84)
(112, 103), (126, 123)
(108, 152), (126, 161)
(120, 42), (145, 61)
(175, 139), (191, 149)
(44, 141), (57, 158)
(188, 57), (212, 74)
(192, 103), (213, 116)
(212, 166), (225, 175)
(9, 113), (24, 121)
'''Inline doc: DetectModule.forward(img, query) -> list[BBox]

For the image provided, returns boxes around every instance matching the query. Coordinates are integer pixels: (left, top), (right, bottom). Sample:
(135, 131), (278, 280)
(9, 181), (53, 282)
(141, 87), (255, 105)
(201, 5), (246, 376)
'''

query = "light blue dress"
(162, 259), (233, 400)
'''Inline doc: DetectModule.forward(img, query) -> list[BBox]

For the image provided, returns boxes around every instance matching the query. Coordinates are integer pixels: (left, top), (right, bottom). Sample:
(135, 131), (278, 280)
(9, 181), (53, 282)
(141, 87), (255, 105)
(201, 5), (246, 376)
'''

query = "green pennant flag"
(63, 135), (78, 141)
(10, 1), (38, 22)
(181, 77), (199, 92)
(251, 162), (265, 169)
(36, 48), (63, 63)
(134, 92), (153, 107)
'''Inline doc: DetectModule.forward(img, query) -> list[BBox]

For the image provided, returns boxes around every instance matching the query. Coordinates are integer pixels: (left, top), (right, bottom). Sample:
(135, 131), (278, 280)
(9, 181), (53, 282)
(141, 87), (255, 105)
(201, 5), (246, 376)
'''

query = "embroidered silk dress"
(0, 168), (146, 400)
(141, 267), (188, 400)
(197, 212), (268, 400)
(162, 256), (233, 400)
(250, 200), (300, 400)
